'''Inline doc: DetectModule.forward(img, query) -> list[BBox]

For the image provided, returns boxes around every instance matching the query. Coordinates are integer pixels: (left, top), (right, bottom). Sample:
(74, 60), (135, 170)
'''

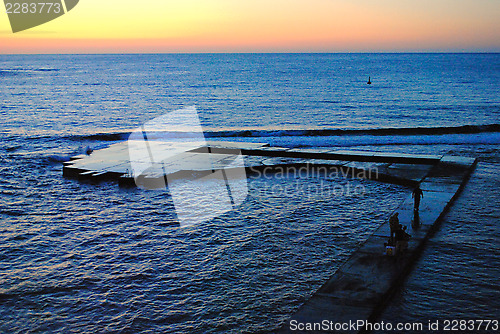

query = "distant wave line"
(18, 123), (500, 142)
(202, 124), (500, 138)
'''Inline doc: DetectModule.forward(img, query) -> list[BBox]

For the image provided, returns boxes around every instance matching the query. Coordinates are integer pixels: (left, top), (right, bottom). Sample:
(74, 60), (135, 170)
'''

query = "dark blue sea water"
(0, 53), (499, 333)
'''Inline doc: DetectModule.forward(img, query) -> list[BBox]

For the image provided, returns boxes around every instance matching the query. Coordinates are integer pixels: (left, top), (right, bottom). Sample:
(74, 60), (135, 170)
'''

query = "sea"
(0, 53), (499, 333)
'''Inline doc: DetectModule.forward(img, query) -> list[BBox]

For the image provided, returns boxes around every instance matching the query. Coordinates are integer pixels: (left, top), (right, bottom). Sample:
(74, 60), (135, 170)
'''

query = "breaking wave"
(203, 124), (500, 139)
(63, 124), (500, 146)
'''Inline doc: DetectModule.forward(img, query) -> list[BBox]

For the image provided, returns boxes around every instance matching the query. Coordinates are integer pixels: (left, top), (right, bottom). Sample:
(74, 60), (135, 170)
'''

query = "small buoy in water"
(367, 76), (372, 85)
(85, 146), (93, 155)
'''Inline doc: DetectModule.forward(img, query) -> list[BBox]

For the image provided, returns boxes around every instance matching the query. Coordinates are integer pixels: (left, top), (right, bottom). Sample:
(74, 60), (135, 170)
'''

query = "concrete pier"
(276, 156), (477, 334)
(62, 141), (477, 333)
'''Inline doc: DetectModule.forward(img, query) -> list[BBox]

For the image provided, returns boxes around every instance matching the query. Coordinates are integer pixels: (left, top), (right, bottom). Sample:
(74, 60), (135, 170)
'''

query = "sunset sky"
(1, 0), (500, 53)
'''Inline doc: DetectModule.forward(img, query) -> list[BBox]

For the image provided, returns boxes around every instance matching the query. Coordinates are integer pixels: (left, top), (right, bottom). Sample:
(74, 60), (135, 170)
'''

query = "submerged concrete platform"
(63, 141), (443, 188)
(63, 140), (477, 333)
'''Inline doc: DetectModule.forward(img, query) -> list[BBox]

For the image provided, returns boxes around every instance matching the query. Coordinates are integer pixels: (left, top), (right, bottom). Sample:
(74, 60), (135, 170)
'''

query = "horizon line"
(1, 50), (500, 56)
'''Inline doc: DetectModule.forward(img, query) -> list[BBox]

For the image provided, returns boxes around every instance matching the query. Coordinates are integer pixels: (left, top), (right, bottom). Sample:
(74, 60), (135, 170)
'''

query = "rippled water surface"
(0, 53), (499, 333)
(0, 155), (406, 332)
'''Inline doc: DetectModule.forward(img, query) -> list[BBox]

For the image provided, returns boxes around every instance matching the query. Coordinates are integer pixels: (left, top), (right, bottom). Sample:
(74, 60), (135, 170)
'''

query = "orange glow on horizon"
(1, 0), (499, 53)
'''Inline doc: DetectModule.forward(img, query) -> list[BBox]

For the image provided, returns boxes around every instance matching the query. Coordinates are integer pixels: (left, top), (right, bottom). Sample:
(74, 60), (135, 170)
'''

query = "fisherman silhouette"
(389, 212), (399, 244)
(412, 185), (424, 212)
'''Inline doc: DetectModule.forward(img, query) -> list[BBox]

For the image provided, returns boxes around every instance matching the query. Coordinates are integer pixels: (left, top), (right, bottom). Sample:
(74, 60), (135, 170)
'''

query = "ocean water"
(0, 53), (499, 333)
